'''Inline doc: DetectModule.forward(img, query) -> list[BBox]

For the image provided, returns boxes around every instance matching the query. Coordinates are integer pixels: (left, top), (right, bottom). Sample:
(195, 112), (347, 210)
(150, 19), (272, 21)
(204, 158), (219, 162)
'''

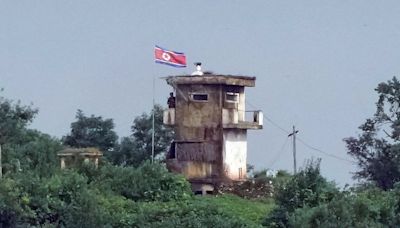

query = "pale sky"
(2, 1), (400, 186)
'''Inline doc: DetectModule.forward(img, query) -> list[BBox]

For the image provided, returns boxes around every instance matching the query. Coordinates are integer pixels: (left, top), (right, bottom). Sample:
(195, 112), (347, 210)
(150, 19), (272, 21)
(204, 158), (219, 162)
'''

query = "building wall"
(166, 78), (254, 185)
(238, 87), (245, 121)
(175, 84), (222, 141)
(222, 129), (247, 180)
(222, 86), (245, 123)
(173, 84), (223, 181)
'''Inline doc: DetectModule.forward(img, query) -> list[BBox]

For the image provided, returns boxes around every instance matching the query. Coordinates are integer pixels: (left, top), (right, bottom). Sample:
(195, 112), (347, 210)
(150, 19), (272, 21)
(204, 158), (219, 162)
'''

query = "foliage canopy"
(63, 109), (118, 154)
(345, 77), (400, 190)
(111, 104), (173, 166)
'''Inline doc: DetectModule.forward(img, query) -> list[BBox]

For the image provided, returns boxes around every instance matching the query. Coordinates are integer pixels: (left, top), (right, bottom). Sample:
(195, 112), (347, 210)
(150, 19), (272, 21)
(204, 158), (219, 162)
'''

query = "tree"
(131, 104), (173, 160)
(288, 185), (400, 227)
(344, 77), (400, 190)
(264, 159), (338, 227)
(110, 105), (173, 167)
(3, 129), (62, 177)
(63, 110), (118, 154)
(111, 136), (142, 166)
(0, 94), (38, 178)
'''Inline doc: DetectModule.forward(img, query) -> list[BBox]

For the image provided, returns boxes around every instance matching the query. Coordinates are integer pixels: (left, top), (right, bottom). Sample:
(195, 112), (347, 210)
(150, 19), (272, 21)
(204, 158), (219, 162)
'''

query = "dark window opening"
(191, 93), (208, 101)
(168, 142), (176, 159)
(226, 92), (239, 102)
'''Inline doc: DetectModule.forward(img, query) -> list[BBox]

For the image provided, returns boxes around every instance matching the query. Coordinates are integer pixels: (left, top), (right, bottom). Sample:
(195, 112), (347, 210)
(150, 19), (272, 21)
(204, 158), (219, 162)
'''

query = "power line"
(296, 137), (356, 164)
(246, 101), (291, 135)
(267, 137), (289, 168)
(264, 114), (291, 135)
(246, 100), (356, 165)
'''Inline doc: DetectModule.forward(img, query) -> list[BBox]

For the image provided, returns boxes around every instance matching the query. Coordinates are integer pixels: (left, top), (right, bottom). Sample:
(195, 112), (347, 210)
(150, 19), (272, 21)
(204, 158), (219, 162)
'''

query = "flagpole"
(153, 45), (187, 163)
(151, 75), (155, 163)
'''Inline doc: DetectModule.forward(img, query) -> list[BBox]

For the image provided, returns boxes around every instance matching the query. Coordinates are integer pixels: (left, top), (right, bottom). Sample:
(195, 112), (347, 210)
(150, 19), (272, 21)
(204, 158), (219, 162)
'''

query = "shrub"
(288, 184), (400, 227)
(122, 200), (253, 228)
(0, 161), (254, 227)
(92, 162), (192, 202)
(264, 159), (338, 227)
(0, 171), (111, 227)
(0, 178), (26, 227)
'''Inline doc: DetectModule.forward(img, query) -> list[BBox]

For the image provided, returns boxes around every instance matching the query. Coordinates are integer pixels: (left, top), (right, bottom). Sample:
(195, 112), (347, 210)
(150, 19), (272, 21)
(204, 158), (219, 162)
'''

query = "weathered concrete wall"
(163, 108), (175, 125)
(173, 84), (223, 181)
(223, 129), (247, 180)
(166, 160), (218, 181)
(222, 108), (238, 124)
(175, 84), (222, 141)
(238, 87), (245, 121)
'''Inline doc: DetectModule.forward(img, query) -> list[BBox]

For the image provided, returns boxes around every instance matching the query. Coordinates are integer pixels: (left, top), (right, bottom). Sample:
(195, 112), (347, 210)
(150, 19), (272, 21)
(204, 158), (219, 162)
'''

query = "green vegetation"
(62, 105), (173, 167)
(263, 160), (400, 227)
(62, 109), (118, 155)
(0, 92), (269, 227)
(2, 77), (400, 227)
(288, 185), (400, 227)
(345, 77), (400, 190)
(197, 194), (274, 227)
(264, 159), (338, 227)
(0, 162), (272, 227)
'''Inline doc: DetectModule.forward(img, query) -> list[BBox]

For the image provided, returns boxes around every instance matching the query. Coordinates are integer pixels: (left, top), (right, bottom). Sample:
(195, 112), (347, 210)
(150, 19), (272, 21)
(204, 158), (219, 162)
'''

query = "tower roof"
(57, 147), (103, 157)
(165, 74), (256, 87)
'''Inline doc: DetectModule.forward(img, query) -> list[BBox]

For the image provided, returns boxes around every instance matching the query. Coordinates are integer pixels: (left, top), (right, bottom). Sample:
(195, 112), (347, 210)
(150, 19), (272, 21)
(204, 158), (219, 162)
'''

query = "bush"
(92, 161), (192, 202)
(0, 160), (260, 227)
(0, 170), (112, 227)
(120, 200), (253, 228)
(197, 194), (274, 227)
(264, 159), (338, 227)
(2, 130), (62, 177)
(288, 185), (400, 227)
(0, 178), (25, 227)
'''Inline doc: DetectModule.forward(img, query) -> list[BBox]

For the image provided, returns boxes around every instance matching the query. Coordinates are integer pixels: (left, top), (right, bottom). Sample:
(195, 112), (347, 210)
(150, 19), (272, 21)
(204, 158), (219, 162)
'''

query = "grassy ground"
(195, 194), (275, 227)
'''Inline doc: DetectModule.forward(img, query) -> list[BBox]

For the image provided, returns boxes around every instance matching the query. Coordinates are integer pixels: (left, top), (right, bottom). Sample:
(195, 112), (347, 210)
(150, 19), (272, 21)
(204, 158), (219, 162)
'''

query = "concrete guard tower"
(163, 72), (263, 194)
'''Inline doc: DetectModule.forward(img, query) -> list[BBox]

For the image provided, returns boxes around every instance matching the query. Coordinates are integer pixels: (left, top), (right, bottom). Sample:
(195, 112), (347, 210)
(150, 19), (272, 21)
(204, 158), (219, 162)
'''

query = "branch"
(382, 129), (392, 138)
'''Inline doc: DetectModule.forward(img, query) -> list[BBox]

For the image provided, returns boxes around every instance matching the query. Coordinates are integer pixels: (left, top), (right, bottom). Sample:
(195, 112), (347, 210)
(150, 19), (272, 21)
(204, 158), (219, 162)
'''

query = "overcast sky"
(2, 1), (400, 186)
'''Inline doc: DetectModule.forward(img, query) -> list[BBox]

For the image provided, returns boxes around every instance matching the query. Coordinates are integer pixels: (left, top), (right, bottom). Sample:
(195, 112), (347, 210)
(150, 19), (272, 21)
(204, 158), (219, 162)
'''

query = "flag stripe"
(154, 45), (186, 68)
(155, 45), (184, 55)
(155, 60), (186, 68)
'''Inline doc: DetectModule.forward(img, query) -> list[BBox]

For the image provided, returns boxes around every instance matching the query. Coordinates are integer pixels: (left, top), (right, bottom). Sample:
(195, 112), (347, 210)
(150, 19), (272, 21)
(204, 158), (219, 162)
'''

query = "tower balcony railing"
(223, 110), (263, 130)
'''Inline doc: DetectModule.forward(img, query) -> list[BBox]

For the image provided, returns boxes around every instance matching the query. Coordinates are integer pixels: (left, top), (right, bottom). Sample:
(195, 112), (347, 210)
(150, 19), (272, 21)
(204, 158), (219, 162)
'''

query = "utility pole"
(151, 76), (155, 163)
(0, 144), (2, 178)
(288, 126), (299, 174)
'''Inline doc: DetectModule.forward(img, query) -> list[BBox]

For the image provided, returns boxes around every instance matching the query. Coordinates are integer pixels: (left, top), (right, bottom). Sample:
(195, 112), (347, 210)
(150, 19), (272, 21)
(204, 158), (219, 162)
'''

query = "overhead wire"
(267, 137), (290, 168)
(296, 137), (356, 164)
(245, 100), (356, 165)
(246, 101), (291, 135)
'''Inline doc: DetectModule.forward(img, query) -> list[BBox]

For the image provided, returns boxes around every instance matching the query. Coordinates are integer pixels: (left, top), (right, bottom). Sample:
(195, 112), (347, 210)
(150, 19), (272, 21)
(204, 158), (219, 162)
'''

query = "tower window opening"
(191, 93), (208, 101)
(225, 92), (239, 103)
(168, 142), (176, 159)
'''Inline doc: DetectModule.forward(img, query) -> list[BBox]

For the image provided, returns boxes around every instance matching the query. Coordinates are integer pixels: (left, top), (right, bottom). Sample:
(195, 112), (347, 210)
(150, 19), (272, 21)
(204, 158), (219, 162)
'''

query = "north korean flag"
(154, 45), (186, 68)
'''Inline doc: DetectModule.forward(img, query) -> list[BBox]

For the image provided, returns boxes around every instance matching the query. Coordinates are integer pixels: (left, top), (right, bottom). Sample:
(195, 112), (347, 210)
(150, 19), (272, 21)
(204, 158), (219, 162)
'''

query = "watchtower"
(163, 72), (262, 194)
